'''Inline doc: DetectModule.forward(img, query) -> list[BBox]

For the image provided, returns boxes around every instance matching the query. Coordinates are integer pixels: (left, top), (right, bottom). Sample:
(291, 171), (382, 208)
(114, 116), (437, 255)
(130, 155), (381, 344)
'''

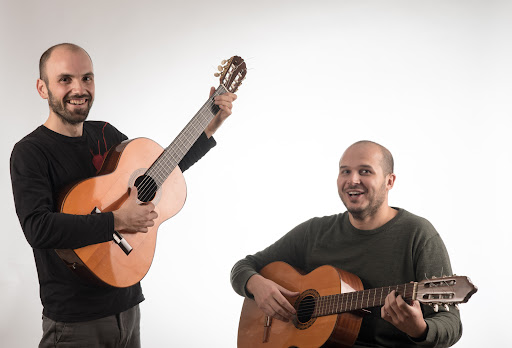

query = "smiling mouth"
(67, 98), (88, 105)
(348, 191), (364, 197)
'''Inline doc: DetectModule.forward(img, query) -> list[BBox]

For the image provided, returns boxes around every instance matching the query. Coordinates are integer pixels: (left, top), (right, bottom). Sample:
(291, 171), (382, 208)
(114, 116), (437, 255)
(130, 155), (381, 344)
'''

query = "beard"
(342, 182), (387, 221)
(48, 88), (93, 125)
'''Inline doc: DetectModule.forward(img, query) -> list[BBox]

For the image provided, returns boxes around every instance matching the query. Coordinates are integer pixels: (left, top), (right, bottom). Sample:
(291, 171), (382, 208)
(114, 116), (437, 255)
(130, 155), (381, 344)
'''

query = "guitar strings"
(291, 284), (415, 317)
(133, 87), (225, 204)
(135, 61), (244, 202)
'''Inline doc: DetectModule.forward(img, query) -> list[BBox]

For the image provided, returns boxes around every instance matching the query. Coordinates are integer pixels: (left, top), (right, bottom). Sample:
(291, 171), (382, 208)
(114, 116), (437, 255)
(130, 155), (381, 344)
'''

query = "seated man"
(231, 140), (462, 347)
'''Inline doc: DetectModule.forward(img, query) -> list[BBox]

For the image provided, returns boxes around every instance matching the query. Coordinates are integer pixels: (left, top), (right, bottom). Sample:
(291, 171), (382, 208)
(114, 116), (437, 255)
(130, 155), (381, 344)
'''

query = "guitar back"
(56, 138), (187, 288)
(237, 262), (363, 348)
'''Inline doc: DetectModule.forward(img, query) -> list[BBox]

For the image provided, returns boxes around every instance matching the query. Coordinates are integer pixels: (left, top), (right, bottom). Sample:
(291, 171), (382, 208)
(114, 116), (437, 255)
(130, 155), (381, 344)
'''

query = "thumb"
(128, 186), (139, 201)
(209, 86), (215, 98)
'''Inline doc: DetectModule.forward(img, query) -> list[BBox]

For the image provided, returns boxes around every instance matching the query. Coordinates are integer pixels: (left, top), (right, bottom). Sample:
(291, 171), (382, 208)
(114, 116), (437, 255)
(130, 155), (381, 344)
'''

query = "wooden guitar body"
(237, 262), (364, 348)
(56, 138), (186, 288)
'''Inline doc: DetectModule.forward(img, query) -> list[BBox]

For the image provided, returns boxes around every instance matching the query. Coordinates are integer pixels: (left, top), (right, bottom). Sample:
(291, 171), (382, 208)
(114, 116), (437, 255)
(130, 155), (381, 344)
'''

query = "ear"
(37, 78), (48, 99)
(386, 173), (396, 190)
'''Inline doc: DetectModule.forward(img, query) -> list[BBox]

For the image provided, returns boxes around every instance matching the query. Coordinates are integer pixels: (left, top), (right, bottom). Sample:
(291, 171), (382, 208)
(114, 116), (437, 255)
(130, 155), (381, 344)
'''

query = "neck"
(44, 113), (84, 137)
(348, 205), (397, 230)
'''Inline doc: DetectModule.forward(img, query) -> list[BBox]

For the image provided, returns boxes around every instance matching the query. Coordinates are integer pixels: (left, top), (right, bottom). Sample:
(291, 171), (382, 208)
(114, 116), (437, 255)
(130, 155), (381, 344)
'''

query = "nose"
(348, 172), (361, 185)
(70, 79), (86, 95)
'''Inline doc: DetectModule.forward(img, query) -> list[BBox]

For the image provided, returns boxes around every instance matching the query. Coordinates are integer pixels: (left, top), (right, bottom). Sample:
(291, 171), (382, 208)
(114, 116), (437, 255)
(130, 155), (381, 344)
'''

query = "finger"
(274, 295), (296, 315)
(214, 98), (233, 107)
(217, 105), (232, 115)
(209, 87), (215, 98)
(268, 302), (291, 322)
(214, 93), (237, 103)
(395, 294), (410, 311)
(385, 292), (398, 318)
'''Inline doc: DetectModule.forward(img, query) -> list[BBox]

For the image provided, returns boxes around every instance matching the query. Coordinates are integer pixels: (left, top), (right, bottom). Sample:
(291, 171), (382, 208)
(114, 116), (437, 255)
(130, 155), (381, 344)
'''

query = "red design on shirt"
(90, 123), (109, 172)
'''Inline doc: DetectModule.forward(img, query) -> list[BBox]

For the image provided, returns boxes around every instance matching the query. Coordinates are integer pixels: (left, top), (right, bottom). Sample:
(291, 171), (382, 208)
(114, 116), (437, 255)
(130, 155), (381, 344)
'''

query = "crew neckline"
(344, 207), (404, 236)
(40, 125), (88, 143)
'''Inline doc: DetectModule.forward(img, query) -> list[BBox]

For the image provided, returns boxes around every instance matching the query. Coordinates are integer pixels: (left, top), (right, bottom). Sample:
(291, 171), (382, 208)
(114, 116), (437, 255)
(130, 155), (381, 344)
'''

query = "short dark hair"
(39, 43), (91, 83)
(351, 140), (394, 175)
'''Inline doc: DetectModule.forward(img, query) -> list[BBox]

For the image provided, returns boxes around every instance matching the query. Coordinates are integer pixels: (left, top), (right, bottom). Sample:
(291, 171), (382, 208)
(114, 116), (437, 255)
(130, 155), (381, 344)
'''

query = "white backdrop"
(1, 0), (510, 346)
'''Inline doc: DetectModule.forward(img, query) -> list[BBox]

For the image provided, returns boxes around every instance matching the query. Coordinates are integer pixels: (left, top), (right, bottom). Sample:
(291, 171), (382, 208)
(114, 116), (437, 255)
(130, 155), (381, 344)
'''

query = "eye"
(339, 169), (349, 175)
(360, 169), (371, 175)
(83, 76), (93, 82)
(60, 77), (70, 83)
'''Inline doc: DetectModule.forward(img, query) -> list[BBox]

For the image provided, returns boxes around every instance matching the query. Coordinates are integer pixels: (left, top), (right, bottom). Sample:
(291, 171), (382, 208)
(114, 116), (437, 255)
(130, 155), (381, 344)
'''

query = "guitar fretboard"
(312, 283), (416, 317)
(145, 85), (227, 186)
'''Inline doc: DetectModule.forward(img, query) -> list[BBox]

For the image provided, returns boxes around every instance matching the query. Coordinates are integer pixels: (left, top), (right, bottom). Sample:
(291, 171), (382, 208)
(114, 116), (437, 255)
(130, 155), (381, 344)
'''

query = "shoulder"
(393, 208), (440, 242)
(398, 209), (436, 230)
(11, 127), (48, 158)
(10, 127), (52, 175)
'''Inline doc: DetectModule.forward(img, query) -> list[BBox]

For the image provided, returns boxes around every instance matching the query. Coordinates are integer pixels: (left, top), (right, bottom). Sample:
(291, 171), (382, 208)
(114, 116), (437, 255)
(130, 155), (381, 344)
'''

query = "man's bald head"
(344, 140), (394, 175)
(39, 43), (92, 84)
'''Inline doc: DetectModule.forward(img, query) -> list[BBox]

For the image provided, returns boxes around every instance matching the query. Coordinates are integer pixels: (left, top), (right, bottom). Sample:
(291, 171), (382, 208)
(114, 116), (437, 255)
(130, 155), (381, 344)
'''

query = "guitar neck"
(313, 283), (417, 317)
(146, 85), (227, 186)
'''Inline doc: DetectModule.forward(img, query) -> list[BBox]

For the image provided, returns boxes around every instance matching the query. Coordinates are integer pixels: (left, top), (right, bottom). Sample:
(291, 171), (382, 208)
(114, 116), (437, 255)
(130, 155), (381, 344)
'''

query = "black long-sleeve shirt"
(10, 121), (215, 322)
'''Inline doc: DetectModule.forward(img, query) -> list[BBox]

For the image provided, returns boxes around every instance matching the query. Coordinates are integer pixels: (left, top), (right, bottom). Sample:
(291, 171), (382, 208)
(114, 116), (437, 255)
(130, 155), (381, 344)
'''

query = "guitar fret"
(146, 85), (227, 185)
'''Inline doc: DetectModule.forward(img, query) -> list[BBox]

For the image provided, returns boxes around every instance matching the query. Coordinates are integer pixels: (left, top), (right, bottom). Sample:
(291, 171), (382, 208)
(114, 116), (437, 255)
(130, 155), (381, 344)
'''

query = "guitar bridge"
(92, 207), (133, 255)
(263, 315), (272, 343)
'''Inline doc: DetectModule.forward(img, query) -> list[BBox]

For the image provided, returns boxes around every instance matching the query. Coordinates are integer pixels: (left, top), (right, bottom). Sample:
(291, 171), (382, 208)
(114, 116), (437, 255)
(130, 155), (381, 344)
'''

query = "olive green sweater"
(231, 208), (462, 347)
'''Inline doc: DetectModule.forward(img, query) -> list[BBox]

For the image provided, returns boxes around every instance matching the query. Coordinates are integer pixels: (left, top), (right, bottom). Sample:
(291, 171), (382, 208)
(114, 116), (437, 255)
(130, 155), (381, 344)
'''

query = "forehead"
(45, 47), (93, 78)
(339, 144), (383, 169)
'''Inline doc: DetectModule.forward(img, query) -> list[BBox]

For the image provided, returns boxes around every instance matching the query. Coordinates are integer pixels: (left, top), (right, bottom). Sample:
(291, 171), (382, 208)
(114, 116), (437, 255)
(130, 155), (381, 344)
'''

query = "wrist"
(409, 321), (428, 341)
(246, 274), (263, 296)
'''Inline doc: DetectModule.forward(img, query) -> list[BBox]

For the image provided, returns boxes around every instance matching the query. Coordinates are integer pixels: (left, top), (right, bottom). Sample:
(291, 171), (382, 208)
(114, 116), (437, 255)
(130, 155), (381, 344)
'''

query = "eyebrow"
(56, 72), (94, 79)
(339, 164), (374, 170)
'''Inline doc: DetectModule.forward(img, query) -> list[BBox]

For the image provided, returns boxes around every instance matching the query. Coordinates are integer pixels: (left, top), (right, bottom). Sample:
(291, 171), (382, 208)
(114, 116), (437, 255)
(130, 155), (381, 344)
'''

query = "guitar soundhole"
(297, 296), (315, 323)
(134, 175), (158, 202)
(293, 289), (319, 330)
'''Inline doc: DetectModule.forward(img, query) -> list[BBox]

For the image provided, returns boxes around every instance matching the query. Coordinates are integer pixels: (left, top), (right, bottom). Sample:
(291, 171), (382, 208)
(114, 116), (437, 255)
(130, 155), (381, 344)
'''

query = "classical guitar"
(237, 261), (477, 348)
(55, 56), (247, 288)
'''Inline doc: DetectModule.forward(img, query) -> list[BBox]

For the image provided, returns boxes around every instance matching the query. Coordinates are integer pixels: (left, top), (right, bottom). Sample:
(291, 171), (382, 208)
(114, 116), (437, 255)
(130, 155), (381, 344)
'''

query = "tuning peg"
(221, 59), (227, 64)
(214, 72), (220, 77)
(218, 65), (223, 71)
(444, 304), (450, 312)
(433, 304), (439, 312)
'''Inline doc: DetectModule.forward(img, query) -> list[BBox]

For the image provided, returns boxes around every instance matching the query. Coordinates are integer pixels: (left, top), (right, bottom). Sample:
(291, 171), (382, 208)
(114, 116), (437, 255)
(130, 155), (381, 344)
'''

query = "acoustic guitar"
(55, 56), (247, 288)
(237, 261), (477, 348)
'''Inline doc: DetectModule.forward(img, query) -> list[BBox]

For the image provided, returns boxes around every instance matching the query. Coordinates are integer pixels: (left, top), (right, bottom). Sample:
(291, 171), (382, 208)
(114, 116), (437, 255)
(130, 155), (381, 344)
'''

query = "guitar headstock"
(214, 56), (247, 93)
(416, 275), (478, 312)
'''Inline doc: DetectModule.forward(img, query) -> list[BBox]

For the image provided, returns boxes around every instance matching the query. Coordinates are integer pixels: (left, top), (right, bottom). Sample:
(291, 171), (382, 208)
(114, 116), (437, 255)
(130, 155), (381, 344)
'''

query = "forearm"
(410, 309), (462, 347)
(20, 209), (114, 249)
(178, 132), (216, 172)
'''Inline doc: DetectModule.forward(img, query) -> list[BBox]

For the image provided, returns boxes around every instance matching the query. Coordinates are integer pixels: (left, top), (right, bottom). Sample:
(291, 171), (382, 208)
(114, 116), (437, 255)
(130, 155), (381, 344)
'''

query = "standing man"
(10, 43), (237, 347)
(231, 141), (462, 347)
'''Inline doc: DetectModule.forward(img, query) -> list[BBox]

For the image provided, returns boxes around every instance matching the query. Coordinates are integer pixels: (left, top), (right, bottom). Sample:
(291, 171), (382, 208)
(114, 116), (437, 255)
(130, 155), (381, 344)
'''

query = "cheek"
(336, 176), (344, 191)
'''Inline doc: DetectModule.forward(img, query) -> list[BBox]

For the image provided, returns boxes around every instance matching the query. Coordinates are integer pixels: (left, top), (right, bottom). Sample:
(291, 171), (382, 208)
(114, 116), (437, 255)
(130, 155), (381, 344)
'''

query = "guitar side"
(56, 138), (187, 288)
(237, 262), (363, 348)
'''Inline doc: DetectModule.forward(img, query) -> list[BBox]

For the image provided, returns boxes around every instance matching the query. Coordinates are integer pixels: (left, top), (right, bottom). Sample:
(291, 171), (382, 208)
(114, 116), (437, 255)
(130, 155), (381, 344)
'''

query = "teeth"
(348, 192), (362, 196)
(68, 99), (86, 105)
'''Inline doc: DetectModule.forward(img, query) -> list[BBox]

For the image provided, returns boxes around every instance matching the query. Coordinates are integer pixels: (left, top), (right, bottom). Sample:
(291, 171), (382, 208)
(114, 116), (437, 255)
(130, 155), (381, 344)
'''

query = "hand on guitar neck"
(204, 87), (237, 138)
(112, 186), (158, 233)
(381, 290), (428, 339)
(246, 274), (300, 322)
